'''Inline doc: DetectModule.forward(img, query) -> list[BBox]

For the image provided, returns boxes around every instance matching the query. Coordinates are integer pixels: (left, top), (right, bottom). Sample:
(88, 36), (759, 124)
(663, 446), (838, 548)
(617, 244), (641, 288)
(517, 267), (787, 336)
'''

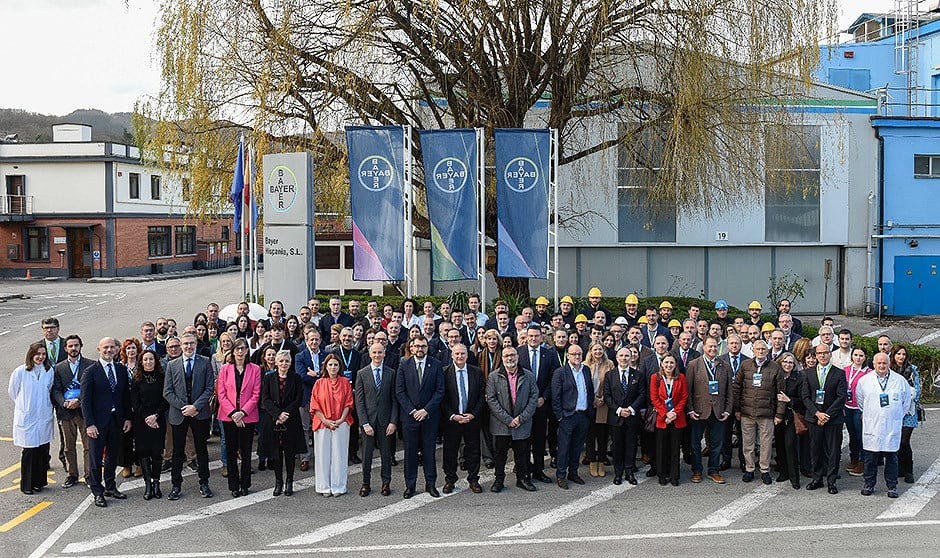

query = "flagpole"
(246, 144), (254, 303)
(238, 135), (246, 302)
(477, 127), (486, 309)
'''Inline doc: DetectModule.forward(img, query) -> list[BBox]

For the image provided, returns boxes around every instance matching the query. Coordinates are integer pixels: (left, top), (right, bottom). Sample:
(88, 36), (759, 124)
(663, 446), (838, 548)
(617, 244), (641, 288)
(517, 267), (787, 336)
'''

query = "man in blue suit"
(80, 337), (131, 508)
(396, 335), (445, 499)
(517, 324), (556, 484)
(639, 306), (673, 348)
(294, 326), (325, 471)
(551, 344), (593, 489)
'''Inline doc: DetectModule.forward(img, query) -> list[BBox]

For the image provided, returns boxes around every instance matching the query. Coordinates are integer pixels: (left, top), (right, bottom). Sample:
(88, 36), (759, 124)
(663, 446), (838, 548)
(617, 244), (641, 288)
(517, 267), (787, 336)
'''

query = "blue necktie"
(457, 369), (467, 414)
(621, 370), (628, 394)
(106, 363), (116, 391)
(374, 367), (382, 390)
(185, 358), (193, 379)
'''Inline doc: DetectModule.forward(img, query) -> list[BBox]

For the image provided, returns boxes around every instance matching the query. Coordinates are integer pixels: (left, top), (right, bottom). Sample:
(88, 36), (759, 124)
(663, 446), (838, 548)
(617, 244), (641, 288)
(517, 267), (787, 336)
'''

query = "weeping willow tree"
(136, 0), (838, 297)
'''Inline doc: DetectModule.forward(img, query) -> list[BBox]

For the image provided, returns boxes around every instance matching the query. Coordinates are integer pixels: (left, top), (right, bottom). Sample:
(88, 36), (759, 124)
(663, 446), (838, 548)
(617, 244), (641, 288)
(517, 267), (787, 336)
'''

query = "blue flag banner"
(419, 129), (479, 281)
(494, 128), (550, 278)
(346, 126), (406, 281)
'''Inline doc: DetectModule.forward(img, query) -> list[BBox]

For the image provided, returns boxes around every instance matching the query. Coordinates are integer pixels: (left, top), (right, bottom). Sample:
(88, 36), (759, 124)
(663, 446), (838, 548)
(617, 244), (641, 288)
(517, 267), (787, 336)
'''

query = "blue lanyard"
(340, 348), (352, 370)
(665, 378), (674, 398)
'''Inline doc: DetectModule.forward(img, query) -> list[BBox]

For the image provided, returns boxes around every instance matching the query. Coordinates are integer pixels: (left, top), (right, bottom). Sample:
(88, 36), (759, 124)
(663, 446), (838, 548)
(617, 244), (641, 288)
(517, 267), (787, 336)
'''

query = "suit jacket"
(639, 325), (673, 348)
(52, 356), (95, 420)
(141, 341), (167, 357)
(163, 354), (215, 425)
(318, 311), (355, 340)
(603, 366), (647, 427)
(517, 345), (555, 400)
(259, 372), (306, 456)
(294, 345), (326, 404)
(551, 364), (595, 421)
(441, 363), (485, 421)
(250, 339), (298, 366)
(685, 356), (733, 421)
(639, 352), (670, 386)
(783, 332), (803, 352)
(801, 364), (848, 425)
(216, 362), (262, 423)
(40, 336), (68, 364)
(80, 360), (131, 431)
(670, 346), (701, 375)
(396, 355), (445, 422)
(332, 345), (362, 387)
(354, 363), (399, 429)
(486, 366), (539, 439)
(717, 352), (747, 380)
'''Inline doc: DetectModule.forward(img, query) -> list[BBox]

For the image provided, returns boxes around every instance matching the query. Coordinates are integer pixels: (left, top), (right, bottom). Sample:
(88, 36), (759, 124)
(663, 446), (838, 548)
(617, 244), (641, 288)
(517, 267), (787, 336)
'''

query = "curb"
(87, 266), (241, 283)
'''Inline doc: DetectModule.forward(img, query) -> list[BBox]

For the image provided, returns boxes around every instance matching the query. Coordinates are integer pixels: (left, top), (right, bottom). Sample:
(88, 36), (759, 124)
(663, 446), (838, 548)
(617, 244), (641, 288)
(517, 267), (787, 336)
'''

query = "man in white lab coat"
(856, 352), (912, 498)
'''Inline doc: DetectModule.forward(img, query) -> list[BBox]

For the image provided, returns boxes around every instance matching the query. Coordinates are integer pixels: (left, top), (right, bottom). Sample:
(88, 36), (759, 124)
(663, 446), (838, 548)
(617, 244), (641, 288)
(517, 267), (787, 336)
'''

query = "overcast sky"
(0, 0), (904, 116)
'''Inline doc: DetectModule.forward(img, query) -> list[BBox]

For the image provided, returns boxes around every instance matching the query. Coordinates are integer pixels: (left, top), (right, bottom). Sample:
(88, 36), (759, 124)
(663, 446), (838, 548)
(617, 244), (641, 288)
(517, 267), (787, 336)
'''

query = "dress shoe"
(381, 483), (391, 496)
(233, 490), (243, 498)
(93, 494), (107, 508)
(426, 485), (440, 498)
(134, 465), (143, 478)
(791, 481), (801, 490)
(805, 480), (824, 491)
(904, 474), (915, 484)
(441, 482), (455, 494)
(719, 460), (731, 471)
(490, 480), (504, 493)
(556, 478), (568, 490)
(849, 461), (864, 477)
(22, 488), (34, 495)
(258, 460), (267, 471)
(221, 467), (228, 478)
(887, 488), (899, 498)
(188, 460), (199, 472)
(199, 483), (213, 498)
(659, 478), (668, 486)
(273, 483), (283, 497)
(861, 485), (874, 496)
(707, 473), (726, 484)
(152, 481), (162, 499)
(121, 467), (132, 478)
(284, 482), (293, 496)
(240, 488), (250, 496)
(550, 457), (557, 469)
(468, 480), (482, 493)
(168, 486), (182, 500)
(645, 468), (658, 477)
(742, 471), (754, 483)
(62, 476), (78, 489)
(827, 484), (838, 495)
(359, 485), (371, 497)
(670, 479), (679, 487)
(613, 475), (623, 485)
(403, 487), (415, 499)
(567, 474), (585, 485)
(776, 474), (790, 483)
(350, 455), (362, 465)
(105, 488), (127, 499)
(533, 471), (553, 484)
(626, 473), (638, 485)
(299, 460), (310, 472)
(582, 456), (591, 466)
(642, 453), (651, 464)
(144, 482), (154, 500)
(761, 473), (772, 485)
(516, 479), (537, 492)
(391, 457), (399, 466)
(691, 472), (703, 483)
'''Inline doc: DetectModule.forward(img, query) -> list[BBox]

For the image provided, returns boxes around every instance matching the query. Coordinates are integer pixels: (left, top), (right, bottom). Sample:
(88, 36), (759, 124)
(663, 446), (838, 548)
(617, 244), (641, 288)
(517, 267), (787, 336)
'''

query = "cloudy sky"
(0, 0), (905, 116)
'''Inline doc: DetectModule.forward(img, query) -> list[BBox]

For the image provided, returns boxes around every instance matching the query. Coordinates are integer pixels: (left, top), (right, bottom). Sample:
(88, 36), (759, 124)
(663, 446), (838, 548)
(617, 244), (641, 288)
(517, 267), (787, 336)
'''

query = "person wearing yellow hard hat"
(559, 296), (576, 329)
(667, 319), (682, 340)
(657, 300), (674, 327)
(533, 296), (552, 326)
(746, 301), (764, 327)
(621, 293), (641, 327)
(583, 287), (612, 326)
(760, 321), (776, 343)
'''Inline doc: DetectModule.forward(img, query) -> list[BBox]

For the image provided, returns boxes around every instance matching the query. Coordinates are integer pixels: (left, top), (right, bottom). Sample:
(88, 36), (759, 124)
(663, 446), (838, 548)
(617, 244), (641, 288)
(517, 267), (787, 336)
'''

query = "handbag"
(644, 407), (658, 433)
(916, 403), (926, 423)
(792, 412), (808, 436)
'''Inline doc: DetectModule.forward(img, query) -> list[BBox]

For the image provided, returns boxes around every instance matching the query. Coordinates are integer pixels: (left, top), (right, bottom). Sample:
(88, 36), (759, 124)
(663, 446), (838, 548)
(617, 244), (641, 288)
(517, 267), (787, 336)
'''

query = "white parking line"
(0, 331), (10, 336)
(0, 312), (11, 317)
(75, 306), (88, 311)
(913, 331), (940, 345)
(864, 327), (890, 337)
(27, 494), (93, 558)
(96, 301), (108, 305)
(877, 455), (940, 519)
(690, 484), (783, 529)
(36, 305), (57, 311)
(21, 320), (38, 328)
(52, 312), (67, 318)
(490, 469), (651, 538)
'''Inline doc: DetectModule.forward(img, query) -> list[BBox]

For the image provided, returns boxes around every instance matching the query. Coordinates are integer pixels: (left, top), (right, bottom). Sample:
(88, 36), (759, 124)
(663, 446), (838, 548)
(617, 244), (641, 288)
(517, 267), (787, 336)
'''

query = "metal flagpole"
(239, 135), (246, 301)
(550, 128), (559, 304)
(403, 125), (414, 297)
(245, 143), (253, 302)
(477, 127), (486, 307)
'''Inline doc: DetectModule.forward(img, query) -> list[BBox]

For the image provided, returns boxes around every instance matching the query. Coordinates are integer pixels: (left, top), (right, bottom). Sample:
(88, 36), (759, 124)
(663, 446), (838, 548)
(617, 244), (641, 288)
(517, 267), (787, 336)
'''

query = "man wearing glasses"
(802, 345), (847, 494)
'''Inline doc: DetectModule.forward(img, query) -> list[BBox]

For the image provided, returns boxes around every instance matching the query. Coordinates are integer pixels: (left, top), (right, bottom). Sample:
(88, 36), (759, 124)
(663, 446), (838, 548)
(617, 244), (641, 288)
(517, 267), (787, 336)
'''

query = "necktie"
(457, 369), (467, 414)
(621, 370), (628, 394)
(531, 349), (538, 378)
(682, 350), (687, 365)
(106, 363), (116, 391)
(732, 355), (739, 376)
(49, 341), (57, 362)
(374, 367), (382, 390)
(185, 358), (193, 379)
(417, 361), (424, 384)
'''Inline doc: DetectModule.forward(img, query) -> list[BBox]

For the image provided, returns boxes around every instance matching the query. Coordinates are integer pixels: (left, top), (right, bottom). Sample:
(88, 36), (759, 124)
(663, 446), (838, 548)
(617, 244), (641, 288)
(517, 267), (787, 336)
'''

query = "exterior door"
(894, 256), (940, 315)
(5, 175), (25, 214)
(67, 228), (92, 278)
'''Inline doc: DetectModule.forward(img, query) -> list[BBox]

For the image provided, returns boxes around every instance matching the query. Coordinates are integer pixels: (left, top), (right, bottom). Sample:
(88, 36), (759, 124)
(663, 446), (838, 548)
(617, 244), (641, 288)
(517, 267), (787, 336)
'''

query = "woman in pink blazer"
(217, 337), (262, 498)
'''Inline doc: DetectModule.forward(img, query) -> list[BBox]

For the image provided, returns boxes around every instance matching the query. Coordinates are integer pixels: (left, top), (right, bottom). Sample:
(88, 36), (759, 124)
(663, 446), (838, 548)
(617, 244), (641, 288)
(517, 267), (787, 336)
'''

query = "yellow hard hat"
(588, 287), (602, 297)
(535, 296), (549, 306)
(574, 314), (588, 323)
(624, 294), (639, 305)
(761, 322), (776, 333)
(638, 316), (648, 324)
(748, 300), (762, 310)
(560, 295), (574, 304)
(668, 319), (681, 328)
(659, 300), (673, 309)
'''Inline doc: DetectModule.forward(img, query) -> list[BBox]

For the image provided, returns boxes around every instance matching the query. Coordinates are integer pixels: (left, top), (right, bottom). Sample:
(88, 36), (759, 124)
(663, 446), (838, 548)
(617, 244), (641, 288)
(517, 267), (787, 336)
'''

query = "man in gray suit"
(354, 343), (398, 497)
(485, 346), (539, 493)
(51, 334), (94, 488)
(163, 332), (215, 500)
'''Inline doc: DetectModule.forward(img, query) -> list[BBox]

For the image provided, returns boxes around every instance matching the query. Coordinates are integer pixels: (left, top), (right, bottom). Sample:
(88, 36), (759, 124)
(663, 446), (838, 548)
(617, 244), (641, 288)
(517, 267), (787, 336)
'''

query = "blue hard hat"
(715, 300), (728, 309)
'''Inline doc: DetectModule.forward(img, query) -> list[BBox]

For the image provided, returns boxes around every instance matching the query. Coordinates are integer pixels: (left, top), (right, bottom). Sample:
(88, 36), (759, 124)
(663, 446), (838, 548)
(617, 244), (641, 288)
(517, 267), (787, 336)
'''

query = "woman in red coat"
(650, 354), (688, 486)
(217, 338), (262, 498)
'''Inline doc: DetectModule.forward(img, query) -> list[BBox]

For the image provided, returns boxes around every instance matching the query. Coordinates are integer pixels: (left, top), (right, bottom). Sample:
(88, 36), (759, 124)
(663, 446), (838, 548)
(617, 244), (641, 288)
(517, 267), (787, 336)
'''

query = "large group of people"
(7, 292), (926, 508)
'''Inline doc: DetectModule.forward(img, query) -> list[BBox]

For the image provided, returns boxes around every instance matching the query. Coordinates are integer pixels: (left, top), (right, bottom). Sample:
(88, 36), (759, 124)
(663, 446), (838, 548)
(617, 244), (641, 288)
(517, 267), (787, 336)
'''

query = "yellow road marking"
(0, 463), (19, 479)
(0, 437), (13, 442)
(0, 501), (52, 532)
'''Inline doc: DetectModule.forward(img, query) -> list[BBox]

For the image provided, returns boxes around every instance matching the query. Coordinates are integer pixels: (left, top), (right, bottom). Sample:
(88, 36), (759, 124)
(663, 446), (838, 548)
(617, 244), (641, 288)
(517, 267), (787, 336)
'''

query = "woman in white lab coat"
(8, 341), (56, 494)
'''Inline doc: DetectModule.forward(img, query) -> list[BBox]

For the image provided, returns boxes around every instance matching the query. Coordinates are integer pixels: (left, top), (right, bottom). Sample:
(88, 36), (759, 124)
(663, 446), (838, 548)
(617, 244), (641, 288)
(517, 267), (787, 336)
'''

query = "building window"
(221, 225), (230, 241)
(24, 227), (48, 260)
(151, 175), (161, 200)
(129, 173), (140, 199)
(182, 178), (191, 201)
(617, 124), (676, 242)
(175, 225), (196, 255)
(765, 125), (821, 242)
(914, 155), (940, 178)
(316, 245), (341, 269)
(147, 226), (171, 257)
(344, 245), (354, 269)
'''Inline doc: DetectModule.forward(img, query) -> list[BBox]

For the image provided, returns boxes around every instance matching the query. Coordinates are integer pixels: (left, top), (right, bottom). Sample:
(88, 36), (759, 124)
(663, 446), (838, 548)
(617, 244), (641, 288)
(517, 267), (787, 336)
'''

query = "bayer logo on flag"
(504, 157), (539, 192)
(432, 157), (468, 193)
(358, 155), (395, 191)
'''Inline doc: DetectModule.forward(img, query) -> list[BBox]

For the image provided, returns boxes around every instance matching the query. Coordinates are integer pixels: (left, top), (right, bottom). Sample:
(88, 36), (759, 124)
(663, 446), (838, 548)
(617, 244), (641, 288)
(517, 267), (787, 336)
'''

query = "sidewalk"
(86, 265), (242, 283)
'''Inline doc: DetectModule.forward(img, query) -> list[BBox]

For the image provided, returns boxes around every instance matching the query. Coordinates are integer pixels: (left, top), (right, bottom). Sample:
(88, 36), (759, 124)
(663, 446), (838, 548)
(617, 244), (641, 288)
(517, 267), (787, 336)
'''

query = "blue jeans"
(863, 450), (899, 489)
(219, 422), (228, 466)
(690, 415), (727, 474)
(845, 408), (865, 462)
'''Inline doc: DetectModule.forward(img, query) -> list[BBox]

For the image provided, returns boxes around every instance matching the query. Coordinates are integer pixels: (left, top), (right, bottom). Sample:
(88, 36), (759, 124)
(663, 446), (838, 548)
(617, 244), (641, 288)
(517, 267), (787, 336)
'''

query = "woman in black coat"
(261, 349), (307, 496)
(773, 352), (805, 490)
(131, 350), (169, 500)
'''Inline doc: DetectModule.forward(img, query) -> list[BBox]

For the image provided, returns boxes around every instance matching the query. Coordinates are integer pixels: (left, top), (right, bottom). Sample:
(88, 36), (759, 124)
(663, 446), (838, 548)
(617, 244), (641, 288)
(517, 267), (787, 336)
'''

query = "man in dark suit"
(41, 316), (69, 468)
(80, 337), (131, 507)
(354, 343), (399, 497)
(551, 344), (594, 489)
(517, 325), (555, 484)
(686, 336), (733, 484)
(670, 332), (701, 375)
(395, 335), (445, 498)
(319, 295), (355, 341)
(140, 321), (167, 357)
(603, 346), (647, 485)
(333, 326), (363, 463)
(441, 344), (485, 494)
(639, 307), (673, 348)
(294, 326), (325, 471)
(163, 332), (215, 500)
(52, 335), (94, 489)
(773, 300), (804, 337)
(372, 330), (401, 371)
(251, 323), (298, 366)
(802, 344), (848, 494)
(776, 313), (803, 352)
